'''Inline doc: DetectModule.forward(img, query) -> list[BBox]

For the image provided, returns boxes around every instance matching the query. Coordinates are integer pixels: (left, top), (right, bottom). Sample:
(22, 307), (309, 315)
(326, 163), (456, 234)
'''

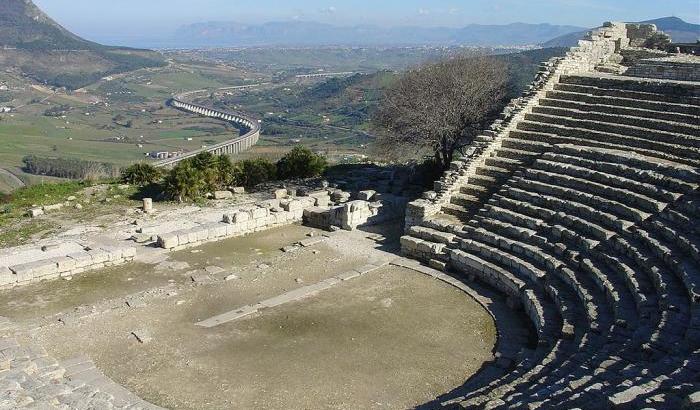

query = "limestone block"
(282, 199), (303, 212)
(0, 266), (14, 286)
(121, 246), (137, 259)
(251, 207), (269, 219)
(43, 203), (63, 212)
(213, 191), (234, 200)
(260, 199), (280, 209)
(196, 228), (210, 242)
(9, 263), (35, 282)
(255, 217), (268, 228)
(233, 211), (250, 223)
(67, 251), (94, 268)
(175, 231), (190, 247)
(18, 259), (59, 279)
(314, 195), (331, 207)
(274, 212), (289, 224)
(226, 223), (241, 236)
(28, 208), (44, 218)
(331, 190), (351, 202)
(187, 229), (200, 244)
(87, 249), (110, 265)
(143, 198), (153, 213)
(211, 224), (228, 238)
(273, 189), (288, 199)
(100, 246), (123, 261)
(231, 187), (245, 194)
(55, 256), (77, 273)
(358, 190), (376, 201)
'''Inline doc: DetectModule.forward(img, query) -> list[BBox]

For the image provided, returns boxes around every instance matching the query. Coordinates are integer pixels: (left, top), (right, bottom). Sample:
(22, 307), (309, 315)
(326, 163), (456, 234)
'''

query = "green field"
(0, 47), (563, 190)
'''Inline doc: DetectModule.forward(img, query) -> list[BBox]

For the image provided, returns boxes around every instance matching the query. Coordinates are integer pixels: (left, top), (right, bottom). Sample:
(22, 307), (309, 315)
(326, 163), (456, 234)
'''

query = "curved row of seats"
(403, 74), (700, 409)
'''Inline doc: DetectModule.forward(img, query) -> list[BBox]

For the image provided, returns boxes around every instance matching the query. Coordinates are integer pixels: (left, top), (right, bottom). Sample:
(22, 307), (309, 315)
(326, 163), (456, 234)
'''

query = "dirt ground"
(0, 223), (497, 410)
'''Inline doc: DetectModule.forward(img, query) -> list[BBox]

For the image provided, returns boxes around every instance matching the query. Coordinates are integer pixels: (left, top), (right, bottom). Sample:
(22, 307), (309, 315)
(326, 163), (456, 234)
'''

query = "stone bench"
(512, 176), (649, 224)
(516, 120), (700, 162)
(536, 156), (681, 203)
(551, 144), (700, 185)
(531, 105), (700, 140)
(538, 96), (700, 123)
(526, 166), (665, 214)
(554, 82), (700, 106)
(546, 89), (700, 116)
(502, 185), (632, 232)
(449, 249), (526, 299)
(558, 75), (700, 99)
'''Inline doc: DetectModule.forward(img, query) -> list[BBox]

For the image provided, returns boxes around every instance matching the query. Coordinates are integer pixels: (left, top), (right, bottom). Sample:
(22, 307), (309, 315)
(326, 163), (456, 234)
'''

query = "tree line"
(22, 155), (120, 180)
(122, 146), (328, 202)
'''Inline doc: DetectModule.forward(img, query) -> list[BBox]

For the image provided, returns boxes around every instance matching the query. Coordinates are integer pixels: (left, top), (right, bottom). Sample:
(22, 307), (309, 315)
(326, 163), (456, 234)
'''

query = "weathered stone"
(273, 188), (288, 199)
(28, 208), (44, 218)
(131, 330), (152, 344)
(143, 198), (153, 213)
(357, 190), (376, 201)
(213, 191), (233, 200)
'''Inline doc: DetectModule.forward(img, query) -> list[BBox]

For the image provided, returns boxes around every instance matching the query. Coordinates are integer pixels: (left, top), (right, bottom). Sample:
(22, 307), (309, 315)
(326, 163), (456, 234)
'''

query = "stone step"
(441, 203), (472, 221)
(546, 89), (700, 116)
(525, 111), (700, 147)
(511, 175), (650, 223)
(400, 235), (449, 262)
(476, 165), (511, 179)
(555, 82), (700, 105)
(559, 75), (700, 102)
(531, 105), (700, 140)
(510, 126), (700, 168)
(538, 97), (700, 124)
(541, 149), (698, 195)
(460, 183), (490, 197)
(525, 166), (667, 214)
(485, 155), (524, 171)
(535, 157), (680, 203)
(499, 183), (634, 232)
(407, 225), (458, 246)
(450, 193), (482, 208)
(468, 173), (501, 189)
(494, 147), (542, 161)
(500, 136), (552, 153)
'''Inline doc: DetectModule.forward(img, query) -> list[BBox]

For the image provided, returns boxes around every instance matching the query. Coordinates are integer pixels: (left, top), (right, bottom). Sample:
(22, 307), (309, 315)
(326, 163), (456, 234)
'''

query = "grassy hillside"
(0, 0), (165, 90)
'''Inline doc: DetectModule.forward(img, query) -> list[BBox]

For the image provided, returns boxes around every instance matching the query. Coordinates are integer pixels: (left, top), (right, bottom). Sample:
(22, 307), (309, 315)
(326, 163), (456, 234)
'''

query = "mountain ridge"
(0, 0), (165, 89)
(172, 21), (586, 47)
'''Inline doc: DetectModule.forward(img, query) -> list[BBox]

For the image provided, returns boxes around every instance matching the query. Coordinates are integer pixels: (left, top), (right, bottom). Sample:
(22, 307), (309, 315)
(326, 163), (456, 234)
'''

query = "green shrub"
(121, 163), (163, 187)
(163, 160), (207, 202)
(235, 158), (277, 187)
(276, 146), (328, 180)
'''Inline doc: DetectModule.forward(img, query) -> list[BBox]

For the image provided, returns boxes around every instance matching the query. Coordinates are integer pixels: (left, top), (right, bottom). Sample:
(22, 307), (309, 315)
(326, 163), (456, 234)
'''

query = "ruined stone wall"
(404, 22), (658, 230)
(625, 56), (700, 82)
(0, 245), (137, 289)
(156, 197), (316, 250)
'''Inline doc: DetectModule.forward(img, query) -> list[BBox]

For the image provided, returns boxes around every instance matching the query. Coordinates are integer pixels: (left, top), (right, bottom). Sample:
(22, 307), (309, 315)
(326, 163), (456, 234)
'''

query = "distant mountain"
(172, 21), (586, 48)
(543, 17), (700, 48)
(0, 0), (165, 89)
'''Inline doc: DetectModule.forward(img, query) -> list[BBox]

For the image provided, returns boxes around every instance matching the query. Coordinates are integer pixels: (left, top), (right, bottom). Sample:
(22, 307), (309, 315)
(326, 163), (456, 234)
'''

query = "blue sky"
(35, 0), (699, 39)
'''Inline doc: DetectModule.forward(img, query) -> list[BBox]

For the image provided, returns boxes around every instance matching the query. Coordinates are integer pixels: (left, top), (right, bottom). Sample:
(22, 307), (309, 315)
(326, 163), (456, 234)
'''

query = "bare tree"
(373, 54), (508, 169)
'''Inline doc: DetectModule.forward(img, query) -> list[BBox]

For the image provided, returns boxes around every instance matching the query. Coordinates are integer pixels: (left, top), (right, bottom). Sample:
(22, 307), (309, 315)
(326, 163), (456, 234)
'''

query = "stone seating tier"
(402, 71), (700, 409)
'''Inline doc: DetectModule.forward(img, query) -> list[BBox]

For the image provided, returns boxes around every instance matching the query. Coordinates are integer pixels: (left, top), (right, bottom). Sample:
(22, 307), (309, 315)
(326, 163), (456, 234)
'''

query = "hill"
(543, 16), (700, 47)
(173, 21), (585, 47)
(0, 0), (165, 89)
